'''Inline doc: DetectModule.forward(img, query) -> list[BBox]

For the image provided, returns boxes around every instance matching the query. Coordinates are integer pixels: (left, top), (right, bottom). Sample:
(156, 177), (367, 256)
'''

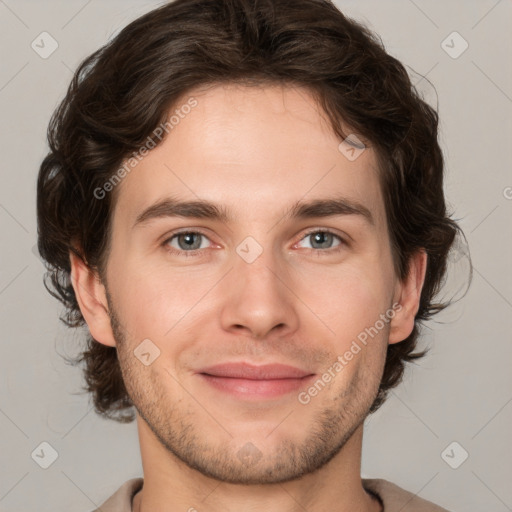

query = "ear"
(69, 249), (116, 347)
(388, 249), (428, 345)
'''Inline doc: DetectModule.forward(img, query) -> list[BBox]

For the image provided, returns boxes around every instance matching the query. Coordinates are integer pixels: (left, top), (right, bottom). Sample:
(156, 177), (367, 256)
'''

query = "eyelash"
(161, 228), (348, 258)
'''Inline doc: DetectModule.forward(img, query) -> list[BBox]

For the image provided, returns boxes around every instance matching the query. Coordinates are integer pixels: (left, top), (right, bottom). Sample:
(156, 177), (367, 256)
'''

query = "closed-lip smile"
(196, 362), (316, 400)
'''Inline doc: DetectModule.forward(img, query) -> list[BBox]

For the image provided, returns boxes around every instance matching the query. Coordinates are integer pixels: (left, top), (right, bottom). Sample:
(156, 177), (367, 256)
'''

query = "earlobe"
(388, 250), (428, 345)
(69, 249), (116, 347)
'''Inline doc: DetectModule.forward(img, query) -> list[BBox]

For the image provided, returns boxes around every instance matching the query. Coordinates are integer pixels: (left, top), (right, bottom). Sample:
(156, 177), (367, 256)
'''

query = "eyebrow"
(133, 195), (374, 228)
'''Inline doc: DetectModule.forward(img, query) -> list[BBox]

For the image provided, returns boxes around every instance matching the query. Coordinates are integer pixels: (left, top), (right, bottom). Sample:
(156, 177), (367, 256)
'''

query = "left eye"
(296, 230), (344, 251)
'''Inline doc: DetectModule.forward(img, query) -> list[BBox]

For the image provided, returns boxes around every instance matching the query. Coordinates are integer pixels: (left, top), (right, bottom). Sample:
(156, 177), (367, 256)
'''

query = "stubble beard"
(106, 293), (385, 485)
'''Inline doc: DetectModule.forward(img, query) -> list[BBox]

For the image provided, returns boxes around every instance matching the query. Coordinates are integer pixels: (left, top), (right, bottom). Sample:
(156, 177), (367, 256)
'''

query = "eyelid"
(161, 226), (349, 256)
(293, 227), (348, 250)
(161, 228), (215, 256)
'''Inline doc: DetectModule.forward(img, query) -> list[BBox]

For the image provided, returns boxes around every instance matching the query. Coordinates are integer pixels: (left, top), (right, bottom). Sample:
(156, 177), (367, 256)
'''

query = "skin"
(70, 82), (426, 512)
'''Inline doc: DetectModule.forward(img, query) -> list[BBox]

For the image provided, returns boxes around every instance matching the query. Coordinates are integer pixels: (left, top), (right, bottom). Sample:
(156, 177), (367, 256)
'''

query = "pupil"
(313, 232), (330, 248)
(181, 233), (198, 249)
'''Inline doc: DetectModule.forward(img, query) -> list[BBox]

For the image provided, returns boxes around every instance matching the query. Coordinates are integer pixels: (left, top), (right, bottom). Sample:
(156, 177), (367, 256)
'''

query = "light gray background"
(0, 1), (511, 511)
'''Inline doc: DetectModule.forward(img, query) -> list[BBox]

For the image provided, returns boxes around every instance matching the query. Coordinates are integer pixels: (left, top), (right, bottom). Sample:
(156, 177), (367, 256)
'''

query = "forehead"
(112, 82), (385, 228)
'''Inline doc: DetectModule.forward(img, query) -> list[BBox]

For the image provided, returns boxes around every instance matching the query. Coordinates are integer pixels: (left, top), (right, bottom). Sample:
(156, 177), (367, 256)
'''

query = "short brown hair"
(37, 0), (467, 422)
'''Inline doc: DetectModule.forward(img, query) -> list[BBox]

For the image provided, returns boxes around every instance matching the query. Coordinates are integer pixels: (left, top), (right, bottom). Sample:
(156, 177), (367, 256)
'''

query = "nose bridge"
(218, 235), (298, 339)
(237, 241), (283, 295)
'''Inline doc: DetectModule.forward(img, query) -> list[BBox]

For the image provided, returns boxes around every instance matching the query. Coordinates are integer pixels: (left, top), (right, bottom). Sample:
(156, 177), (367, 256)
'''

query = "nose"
(219, 247), (299, 340)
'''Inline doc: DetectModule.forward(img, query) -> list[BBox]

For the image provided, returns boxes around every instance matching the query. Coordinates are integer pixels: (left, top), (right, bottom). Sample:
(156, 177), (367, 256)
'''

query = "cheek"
(300, 259), (394, 343)
(112, 260), (217, 340)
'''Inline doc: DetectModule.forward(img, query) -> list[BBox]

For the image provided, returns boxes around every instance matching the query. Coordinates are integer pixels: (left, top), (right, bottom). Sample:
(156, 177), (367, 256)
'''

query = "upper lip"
(198, 362), (314, 380)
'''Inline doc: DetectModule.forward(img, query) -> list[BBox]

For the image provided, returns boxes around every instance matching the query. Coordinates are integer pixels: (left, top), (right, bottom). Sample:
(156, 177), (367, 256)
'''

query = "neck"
(133, 417), (381, 512)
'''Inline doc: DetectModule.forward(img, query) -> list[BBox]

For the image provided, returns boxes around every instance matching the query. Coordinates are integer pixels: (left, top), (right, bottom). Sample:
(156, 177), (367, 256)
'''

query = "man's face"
(103, 83), (401, 484)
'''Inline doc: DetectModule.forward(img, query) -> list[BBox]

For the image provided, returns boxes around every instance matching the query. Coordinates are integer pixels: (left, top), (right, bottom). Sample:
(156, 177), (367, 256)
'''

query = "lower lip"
(199, 374), (316, 400)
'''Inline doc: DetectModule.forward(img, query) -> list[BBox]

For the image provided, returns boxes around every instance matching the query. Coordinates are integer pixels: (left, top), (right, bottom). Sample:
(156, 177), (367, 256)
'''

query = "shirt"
(91, 477), (452, 511)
